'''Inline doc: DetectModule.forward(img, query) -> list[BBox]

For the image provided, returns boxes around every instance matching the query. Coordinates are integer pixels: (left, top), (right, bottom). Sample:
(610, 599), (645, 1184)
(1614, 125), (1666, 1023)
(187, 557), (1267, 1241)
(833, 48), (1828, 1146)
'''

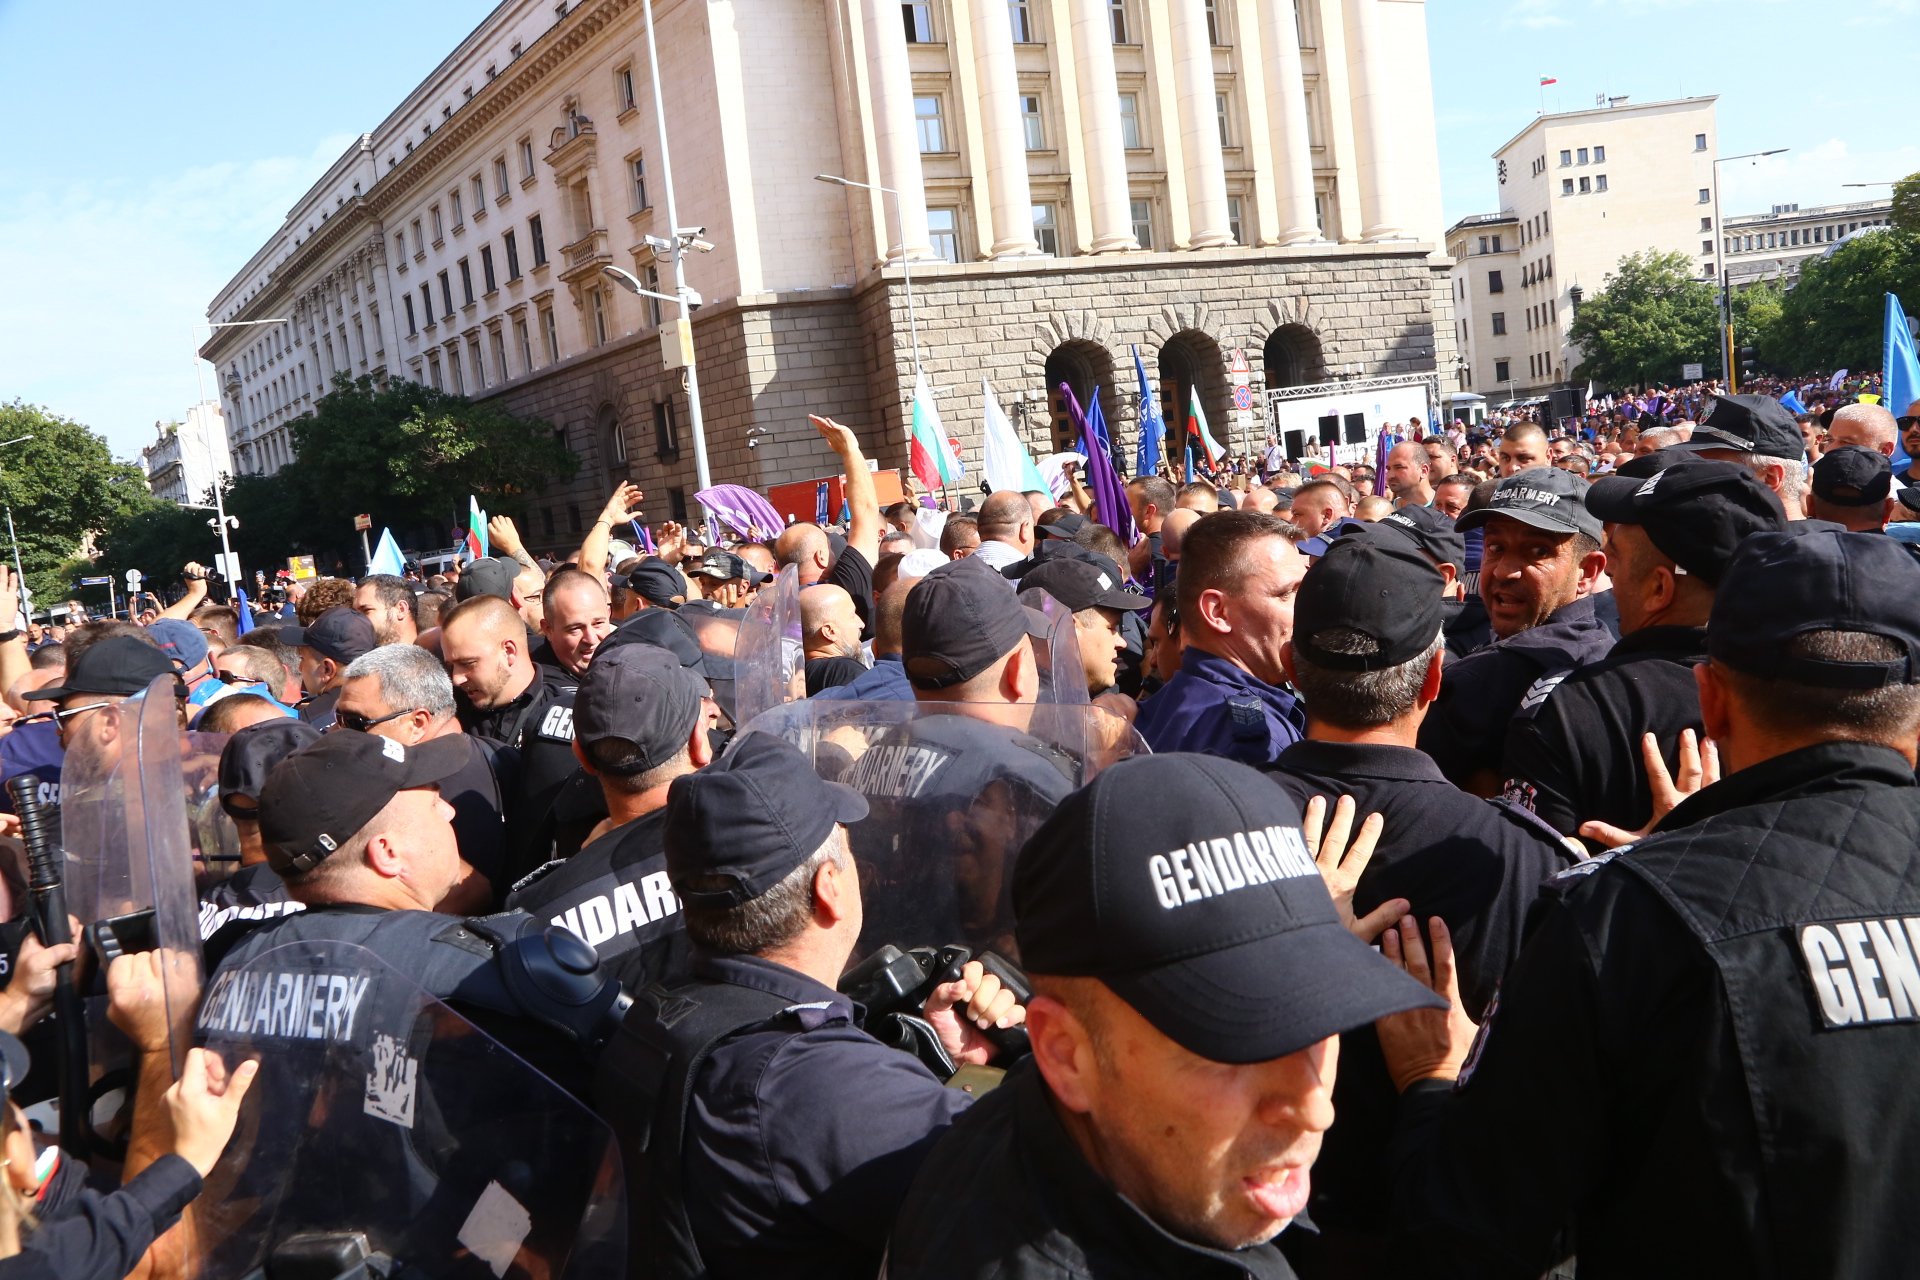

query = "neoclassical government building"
(204, 0), (1450, 539)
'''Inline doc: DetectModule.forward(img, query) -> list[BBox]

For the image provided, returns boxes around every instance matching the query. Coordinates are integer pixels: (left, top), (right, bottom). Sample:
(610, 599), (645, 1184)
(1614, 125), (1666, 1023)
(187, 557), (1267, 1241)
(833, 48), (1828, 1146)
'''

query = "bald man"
(773, 414), (883, 636)
(1386, 441), (1435, 508)
(1498, 422), (1550, 476)
(973, 490), (1037, 573)
(801, 584), (867, 695)
(1827, 403), (1899, 460)
(1290, 479), (1352, 539)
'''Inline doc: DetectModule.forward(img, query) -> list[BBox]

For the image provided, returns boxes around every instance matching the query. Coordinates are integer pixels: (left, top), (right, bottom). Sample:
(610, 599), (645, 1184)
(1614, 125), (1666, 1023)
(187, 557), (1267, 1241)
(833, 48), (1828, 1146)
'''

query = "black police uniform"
(885, 1058), (1297, 1280)
(1390, 742), (1920, 1278)
(197, 862), (302, 939)
(1416, 594), (1615, 791)
(1499, 625), (1706, 844)
(507, 809), (691, 991)
(0, 1155), (204, 1280)
(457, 669), (579, 884)
(596, 952), (970, 1279)
(297, 684), (343, 730)
(1440, 596), (1491, 660)
(1268, 739), (1570, 1277)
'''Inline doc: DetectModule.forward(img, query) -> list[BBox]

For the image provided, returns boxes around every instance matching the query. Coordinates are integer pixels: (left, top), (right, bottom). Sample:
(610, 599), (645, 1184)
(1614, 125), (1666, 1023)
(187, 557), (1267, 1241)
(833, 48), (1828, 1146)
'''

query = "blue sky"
(4, 0), (1915, 462)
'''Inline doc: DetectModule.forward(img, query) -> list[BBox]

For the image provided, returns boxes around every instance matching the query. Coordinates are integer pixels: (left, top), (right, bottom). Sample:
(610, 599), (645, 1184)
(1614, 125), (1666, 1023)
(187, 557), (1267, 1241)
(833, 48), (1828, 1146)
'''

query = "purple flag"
(696, 484), (786, 541)
(1056, 382), (1137, 547)
(631, 519), (657, 556)
(1372, 430), (1394, 497)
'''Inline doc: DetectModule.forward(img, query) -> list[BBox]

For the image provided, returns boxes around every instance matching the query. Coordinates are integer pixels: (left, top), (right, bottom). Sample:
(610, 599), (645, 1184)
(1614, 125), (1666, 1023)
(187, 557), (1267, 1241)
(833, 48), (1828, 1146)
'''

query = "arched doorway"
(1043, 340), (1117, 454)
(1158, 330), (1229, 466)
(1263, 324), (1325, 389)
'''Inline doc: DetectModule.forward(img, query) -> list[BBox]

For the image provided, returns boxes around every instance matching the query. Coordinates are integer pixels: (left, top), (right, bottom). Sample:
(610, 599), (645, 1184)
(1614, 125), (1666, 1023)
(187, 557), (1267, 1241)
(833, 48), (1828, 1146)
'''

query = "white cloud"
(0, 134), (357, 461)
(1505, 0), (1571, 28)
(1715, 138), (1919, 219)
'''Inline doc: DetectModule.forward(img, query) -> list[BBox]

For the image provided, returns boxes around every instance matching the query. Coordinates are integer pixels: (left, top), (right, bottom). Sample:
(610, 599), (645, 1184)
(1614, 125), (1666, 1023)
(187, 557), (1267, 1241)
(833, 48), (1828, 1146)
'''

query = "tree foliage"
(1567, 250), (1720, 388)
(1892, 171), (1920, 236)
(1749, 228), (1920, 372)
(0, 401), (154, 608)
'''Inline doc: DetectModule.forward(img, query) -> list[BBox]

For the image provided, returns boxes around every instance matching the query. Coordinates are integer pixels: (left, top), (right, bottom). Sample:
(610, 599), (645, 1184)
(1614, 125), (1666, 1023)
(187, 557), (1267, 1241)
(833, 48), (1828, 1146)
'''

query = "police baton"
(8, 776), (89, 1156)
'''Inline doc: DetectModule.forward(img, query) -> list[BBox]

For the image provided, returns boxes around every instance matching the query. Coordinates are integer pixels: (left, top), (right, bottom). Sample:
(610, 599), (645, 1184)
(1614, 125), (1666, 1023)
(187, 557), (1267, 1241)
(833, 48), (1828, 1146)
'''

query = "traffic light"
(1739, 347), (1758, 380)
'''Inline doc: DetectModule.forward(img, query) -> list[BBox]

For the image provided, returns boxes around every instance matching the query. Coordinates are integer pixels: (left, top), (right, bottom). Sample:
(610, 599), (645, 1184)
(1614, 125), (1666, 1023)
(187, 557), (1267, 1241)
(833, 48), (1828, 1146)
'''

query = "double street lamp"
(1711, 148), (1788, 390)
(192, 317), (289, 595)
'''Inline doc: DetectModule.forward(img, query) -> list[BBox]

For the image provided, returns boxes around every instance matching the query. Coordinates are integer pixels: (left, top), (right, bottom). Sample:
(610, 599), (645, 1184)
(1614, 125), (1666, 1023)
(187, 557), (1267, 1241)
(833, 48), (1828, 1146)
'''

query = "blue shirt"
(811, 654), (914, 702)
(0, 719), (62, 813)
(1134, 648), (1305, 766)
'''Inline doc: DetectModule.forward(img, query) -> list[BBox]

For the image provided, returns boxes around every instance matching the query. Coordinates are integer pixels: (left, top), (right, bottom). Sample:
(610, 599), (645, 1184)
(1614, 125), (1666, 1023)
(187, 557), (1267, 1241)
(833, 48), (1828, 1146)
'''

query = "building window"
(1032, 203), (1059, 255)
(1130, 198), (1152, 249)
(1488, 270), (1504, 293)
(468, 335), (487, 389)
(431, 205), (444, 242)
(1203, 0), (1221, 43)
(451, 191), (463, 228)
(519, 137), (536, 179)
(590, 287), (609, 346)
(1576, 147), (1588, 164)
(1562, 179), (1574, 196)
(541, 305), (559, 362)
(427, 353), (443, 389)
(1020, 95), (1045, 150)
(494, 156), (511, 198)
(903, 1), (934, 41)
(438, 270), (454, 318)
(1009, 0), (1035, 42)
(1698, 188), (1711, 204)
(1490, 311), (1509, 336)
(481, 245), (497, 293)
(1595, 174), (1607, 192)
(458, 259), (474, 306)
(403, 294), (417, 336)
(448, 347), (464, 395)
(1109, 0), (1128, 42)
(472, 175), (487, 215)
(530, 214), (547, 265)
(1215, 92), (1230, 146)
(503, 229), (521, 279)
(1478, 236), (1489, 254)
(395, 229), (407, 259)
(617, 65), (636, 112)
(1695, 133), (1708, 151)
(914, 96), (946, 152)
(928, 207), (960, 263)
(644, 265), (662, 326)
(1491, 235), (1502, 251)
(419, 285), (434, 328)
(1495, 358), (1510, 382)
(631, 154), (649, 211)
(515, 315), (533, 370)
(1593, 144), (1605, 162)
(491, 327), (509, 380)
(654, 398), (680, 458)
(1226, 196), (1243, 245)
(1578, 177), (1590, 194)
(1703, 239), (1715, 255)
(1559, 149), (1572, 166)
(411, 219), (424, 255)
(1118, 92), (1142, 148)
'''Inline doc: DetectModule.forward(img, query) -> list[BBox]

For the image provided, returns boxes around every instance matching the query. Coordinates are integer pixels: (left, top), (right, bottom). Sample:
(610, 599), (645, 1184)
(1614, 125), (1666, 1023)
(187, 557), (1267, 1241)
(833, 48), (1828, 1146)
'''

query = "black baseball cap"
(1297, 517), (1371, 559)
(1710, 529), (1920, 688)
(257, 732), (469, 875)
(218, 719), (323, 817)
(614, 558), (687, 608)
(1454, 467), (1603, 542)
(456, 557), (518, 602)
(691, 549), (770, 585)
(1811, 445), (1893, 507)
(26, 634), (173, 701)
(1676, 394), (1807, 462)
(1612, 446), (1695, 479)
(1373, 504), (1467, 569)
(902, 554), (1030, 689)
(1586, 459), (1788, 586)
(1017, 558), (1148, 614)
(599, 606), (708, 676)
(575, 643), (705, 771)
(1013, 754), (1443, 1063)
(1036, 512), (1089, 540)
(663, 732), (868, 909)
(280, 607), (377, 666)
(1295, 538), (1445, 671)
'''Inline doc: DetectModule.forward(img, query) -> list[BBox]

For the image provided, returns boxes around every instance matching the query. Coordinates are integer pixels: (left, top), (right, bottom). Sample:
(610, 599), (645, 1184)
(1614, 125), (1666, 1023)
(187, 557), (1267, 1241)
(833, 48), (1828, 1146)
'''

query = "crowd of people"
(0, 378), (1918, 1278)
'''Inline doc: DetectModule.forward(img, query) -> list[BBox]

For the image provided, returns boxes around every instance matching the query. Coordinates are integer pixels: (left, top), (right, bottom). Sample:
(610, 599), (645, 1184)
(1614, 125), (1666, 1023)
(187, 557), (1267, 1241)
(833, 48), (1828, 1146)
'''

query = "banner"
(1132, 345), (1164, 478)
(981, 379), (1050, 494)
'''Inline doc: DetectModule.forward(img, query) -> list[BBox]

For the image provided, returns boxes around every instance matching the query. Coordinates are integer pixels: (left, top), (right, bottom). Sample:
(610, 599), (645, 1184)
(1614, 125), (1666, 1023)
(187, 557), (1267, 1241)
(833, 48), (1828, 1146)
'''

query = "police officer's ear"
(1004, 638), (1039, 703)
(1575, 542), (1609, 594)
(1694, 660), (1736, 749)
(687, 710), (717, 770)
(1279, 640), (1300, 689)
(1417, 645), (1445, 709)
(1024, 990), (1100, 1115)
(810, 834), (856, 927)
(1434, 561), (1464, 600)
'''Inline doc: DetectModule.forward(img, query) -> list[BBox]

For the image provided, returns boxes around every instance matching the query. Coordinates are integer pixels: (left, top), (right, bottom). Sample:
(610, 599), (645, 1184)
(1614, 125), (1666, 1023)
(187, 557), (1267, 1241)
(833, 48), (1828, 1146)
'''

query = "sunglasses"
(329, 707), (417, 734)
(18, 701), (115, 729)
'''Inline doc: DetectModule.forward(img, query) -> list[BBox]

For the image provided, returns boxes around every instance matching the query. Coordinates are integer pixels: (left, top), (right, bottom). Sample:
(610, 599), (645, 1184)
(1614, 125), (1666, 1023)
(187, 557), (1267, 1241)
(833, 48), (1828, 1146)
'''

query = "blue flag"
(233, 588), (255, 636)
(1779, 390), (1807, 416)
(368, 529), (406, 577)
(1132, 344), (1164, 478)
(1885, 294), (1918, 473)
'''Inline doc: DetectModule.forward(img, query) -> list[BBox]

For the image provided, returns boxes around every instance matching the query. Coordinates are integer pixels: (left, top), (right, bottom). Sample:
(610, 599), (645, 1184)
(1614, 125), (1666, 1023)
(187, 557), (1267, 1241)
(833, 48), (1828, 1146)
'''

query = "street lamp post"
(192, 317), (288, 598)
(815, 173), (922, 382)
(0, 435), (33, 622)
(1711, 148), (1788, 392)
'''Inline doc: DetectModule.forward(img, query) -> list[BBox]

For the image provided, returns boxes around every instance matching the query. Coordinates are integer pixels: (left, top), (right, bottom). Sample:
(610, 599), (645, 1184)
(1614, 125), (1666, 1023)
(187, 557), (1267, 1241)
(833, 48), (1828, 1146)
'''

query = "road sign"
(77, 575), (111, 587)
(1232, 385), (1255, 411)
(353, 513), (373, 531)
(125, 570), (143, 590)
(1228, 348), (1252, 377)
(1681, 362), (1704, 381)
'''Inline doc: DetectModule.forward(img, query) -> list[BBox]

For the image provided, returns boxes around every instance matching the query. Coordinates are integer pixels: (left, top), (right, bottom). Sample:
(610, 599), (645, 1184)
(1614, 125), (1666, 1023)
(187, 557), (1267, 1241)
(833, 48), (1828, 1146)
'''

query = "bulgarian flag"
(1539, 76), (1558, 85)
(1184, 385), (1224, 471)
(908, 370), (964, 489)
(466, 496), (489, 560)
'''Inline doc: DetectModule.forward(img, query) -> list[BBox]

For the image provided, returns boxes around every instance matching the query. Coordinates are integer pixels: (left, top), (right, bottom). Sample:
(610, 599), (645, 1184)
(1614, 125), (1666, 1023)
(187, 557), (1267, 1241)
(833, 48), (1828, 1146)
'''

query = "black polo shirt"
(457, 669), (580, 884)
(886, 1058), (1299, 1279)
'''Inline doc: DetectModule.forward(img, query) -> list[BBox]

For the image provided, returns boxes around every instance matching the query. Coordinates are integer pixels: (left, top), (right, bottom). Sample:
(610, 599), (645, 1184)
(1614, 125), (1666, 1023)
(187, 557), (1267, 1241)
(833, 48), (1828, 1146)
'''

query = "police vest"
(1616, 748), (1920, 1277)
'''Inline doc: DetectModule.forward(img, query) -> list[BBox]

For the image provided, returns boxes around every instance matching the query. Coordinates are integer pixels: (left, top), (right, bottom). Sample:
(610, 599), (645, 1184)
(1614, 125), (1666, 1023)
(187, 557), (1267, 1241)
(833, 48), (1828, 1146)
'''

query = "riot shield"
(732, 700), (1147, 969)
(185, 729), (241, 887)
(678, 609), (740, 726)
(193, 939), (625, 1279)
(1017, 588), (1089, 705)
(730, 564), (803, 729)
(58, 675), (206, 1081)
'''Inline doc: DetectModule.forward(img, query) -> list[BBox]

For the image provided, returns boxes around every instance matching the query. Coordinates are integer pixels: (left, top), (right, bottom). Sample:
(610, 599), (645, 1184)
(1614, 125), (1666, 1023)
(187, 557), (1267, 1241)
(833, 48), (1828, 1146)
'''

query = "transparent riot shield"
(679, 609), (741, 727)
(193, 939), (625, 1279)
(1017, 588), (1089, 705)
(58, 675), (206, 1083)
(730, 564), (803, 728)
(732, 700), (1147, 969)
(184, 729), (241, 889)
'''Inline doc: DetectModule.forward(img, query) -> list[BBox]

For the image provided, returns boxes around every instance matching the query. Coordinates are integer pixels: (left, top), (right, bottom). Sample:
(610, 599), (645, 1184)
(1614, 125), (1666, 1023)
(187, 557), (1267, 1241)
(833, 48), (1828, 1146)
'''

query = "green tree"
(1567, 250), (1720, 388)
(1732, 279), (1788, 371)
(0, 401), (153, 609)
(1892, 171), (1920, 235)
(89, 498), (222, 600)
(1767, 228), (1920, 371)
(387, 385), (578, 515)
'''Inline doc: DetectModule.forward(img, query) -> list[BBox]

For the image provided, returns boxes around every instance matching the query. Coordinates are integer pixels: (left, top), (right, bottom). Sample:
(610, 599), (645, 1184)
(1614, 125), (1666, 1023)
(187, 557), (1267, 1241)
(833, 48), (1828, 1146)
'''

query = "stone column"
(1340, 0), (1405, 241)
(1069, 0), (1137, 252)
(860, 0), (934, 260)
(1259, 0), (1321, 243)
(970, 0), (1040, 256)
(1168, 0), (1232, 248)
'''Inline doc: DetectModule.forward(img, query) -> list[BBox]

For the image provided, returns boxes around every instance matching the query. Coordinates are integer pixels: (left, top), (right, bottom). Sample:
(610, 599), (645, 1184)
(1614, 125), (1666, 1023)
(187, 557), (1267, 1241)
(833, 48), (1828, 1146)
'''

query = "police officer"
(1016, 558), (1148, 699)
(1377, 528), (1920, 1278)
(279, 607), (376, 730)
(598, 733), (1022, 1278)
(884, 753), (1441, 1279)
(1267, 537), (1571, 1277)
(507, 645), (710, 989)
(438, 593), (581, 882)
(1134, 511), (1308, 766)
(199, 719), (319, 940)
(1416, 468), (1614, 793)
(1805, 445), (1896, 531)
(1666, 393), (1810, 519)
(1500, 458), (1787, 846)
